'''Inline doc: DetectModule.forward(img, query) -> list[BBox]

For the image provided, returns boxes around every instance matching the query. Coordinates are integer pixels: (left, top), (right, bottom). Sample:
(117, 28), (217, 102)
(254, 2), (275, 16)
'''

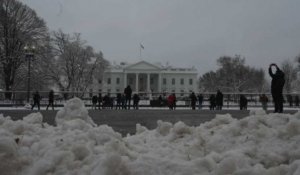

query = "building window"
(98, 89), (102, 93)
(116, 89), (120, 92)
(180, 78), (184, 85)
(172, 78), (175, 85)
(189, 79), (193, 85)
(107, 89), (111, 93)
(163, 78), (167, 85)
(150, 78), (154, 85)
(107, 78), (111, 84)
(116, 77), (120, 84)
(98, 79), (102, 84)
(172, 90), (175, 93)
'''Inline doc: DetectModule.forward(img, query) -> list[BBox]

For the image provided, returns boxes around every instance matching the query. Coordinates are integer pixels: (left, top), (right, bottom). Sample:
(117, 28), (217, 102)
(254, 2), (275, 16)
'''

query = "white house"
(93, 61), (198, 96)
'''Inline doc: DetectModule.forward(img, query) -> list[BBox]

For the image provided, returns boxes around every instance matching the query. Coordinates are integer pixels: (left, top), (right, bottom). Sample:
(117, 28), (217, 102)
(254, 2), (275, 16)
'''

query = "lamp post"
(24, 45), (35, 103)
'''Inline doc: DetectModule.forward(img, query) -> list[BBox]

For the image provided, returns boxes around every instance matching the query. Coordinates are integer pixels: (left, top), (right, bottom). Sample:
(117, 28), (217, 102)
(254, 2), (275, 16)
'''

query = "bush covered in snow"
(0, 98), (300, 175)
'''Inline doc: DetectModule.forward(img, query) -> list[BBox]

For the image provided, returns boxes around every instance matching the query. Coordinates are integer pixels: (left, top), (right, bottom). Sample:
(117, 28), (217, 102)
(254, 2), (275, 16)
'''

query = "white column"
(124, 73), (127, 89)
(135, 73), (139, 93)
(147, 73), (150, 93)
(158, 73), (161, 93)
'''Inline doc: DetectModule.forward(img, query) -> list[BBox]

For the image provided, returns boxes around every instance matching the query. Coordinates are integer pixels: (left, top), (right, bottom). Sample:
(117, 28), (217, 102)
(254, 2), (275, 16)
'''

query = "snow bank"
(0, 98), (300, 174)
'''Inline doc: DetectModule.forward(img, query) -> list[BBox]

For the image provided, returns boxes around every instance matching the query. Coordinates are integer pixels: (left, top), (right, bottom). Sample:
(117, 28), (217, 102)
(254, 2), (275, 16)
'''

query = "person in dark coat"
(133, 94), (140, 110)
(103, 94), (110, 109)
(116, 93), (122, 110)
(124, 85), (132, 109)
(31, 91), (41, 110)
(98, 93), (102, 110)
(158, 95), (163, 107)
(190, 92), (197, 110)
(209, 94), (216, 110)
(216, 90), (223, 110)
(240, 94), (248, 110)
(46, 90), (54, 110)
(269, 63), (285, 113)
(197, 94), (203, 110)
(92, 95), (98, 109)
(121, 94), (126, 109)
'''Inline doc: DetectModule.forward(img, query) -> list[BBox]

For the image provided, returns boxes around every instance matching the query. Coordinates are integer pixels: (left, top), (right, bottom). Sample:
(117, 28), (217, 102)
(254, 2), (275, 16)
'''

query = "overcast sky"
(23, 0), (300, 75)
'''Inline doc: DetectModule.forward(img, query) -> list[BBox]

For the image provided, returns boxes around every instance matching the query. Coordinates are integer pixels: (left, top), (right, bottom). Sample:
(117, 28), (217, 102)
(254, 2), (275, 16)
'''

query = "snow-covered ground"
(1, 97), (300, 175)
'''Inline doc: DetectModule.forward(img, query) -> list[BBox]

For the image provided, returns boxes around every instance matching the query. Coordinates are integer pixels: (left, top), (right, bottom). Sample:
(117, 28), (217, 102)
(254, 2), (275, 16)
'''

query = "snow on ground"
(1, 97), (300, 175)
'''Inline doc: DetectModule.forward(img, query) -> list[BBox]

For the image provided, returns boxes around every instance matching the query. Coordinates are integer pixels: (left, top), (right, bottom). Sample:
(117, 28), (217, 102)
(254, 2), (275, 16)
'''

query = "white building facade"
(98, 61), (198, 95)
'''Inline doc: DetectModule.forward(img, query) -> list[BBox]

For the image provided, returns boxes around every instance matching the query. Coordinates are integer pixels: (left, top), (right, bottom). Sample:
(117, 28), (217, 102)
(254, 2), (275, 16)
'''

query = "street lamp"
(24, 45), (36, 104)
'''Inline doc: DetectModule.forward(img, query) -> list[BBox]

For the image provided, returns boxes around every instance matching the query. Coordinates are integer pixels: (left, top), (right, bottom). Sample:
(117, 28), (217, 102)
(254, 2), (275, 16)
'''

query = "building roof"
(107, 60), (197, 73)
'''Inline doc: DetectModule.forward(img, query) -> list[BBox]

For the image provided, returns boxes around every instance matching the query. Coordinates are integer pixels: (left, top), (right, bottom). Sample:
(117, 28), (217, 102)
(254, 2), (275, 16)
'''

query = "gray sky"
(23, 0), (300, 75)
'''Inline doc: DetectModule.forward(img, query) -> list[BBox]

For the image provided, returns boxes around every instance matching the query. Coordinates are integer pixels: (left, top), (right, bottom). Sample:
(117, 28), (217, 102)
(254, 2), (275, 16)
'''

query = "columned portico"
(123, 72), (161, 93)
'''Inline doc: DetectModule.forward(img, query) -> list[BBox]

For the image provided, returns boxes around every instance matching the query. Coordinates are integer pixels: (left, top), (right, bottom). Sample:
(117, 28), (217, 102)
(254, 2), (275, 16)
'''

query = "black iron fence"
(0, 91), (299, 109)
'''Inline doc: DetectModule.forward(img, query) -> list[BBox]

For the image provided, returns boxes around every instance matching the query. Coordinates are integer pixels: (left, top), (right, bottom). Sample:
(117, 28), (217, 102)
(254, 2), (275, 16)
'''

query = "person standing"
(121, 94), (126, 109)
(31, 91), (41, 110)
(92, 95), (98, 109)
(116, 93), (122, 110)
(209, 94), (216, 110)
(269, 63), (285, 113)
(46, 90), (54, 110)
(124, 85), (132, 109)
(216, 90), (223, 110)
(239, 94), (248, 110)
(197, 94), (203, 110)
(190, 92), (197, 110)
(167, 94), (175, 110)
(260, 94), (269, 111)
(133, 94), (140, 110)
(158, 95), (163, 107)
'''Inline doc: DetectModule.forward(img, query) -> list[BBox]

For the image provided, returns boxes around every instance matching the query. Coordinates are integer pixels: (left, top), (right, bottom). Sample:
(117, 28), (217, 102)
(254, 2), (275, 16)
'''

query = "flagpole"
(140, 43), (144, 60)
(140, 44), (142, 60)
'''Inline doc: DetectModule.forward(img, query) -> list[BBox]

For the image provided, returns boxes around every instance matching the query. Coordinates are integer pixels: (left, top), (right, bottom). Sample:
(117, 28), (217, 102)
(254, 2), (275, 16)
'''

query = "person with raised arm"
(269, 63), (285, 113)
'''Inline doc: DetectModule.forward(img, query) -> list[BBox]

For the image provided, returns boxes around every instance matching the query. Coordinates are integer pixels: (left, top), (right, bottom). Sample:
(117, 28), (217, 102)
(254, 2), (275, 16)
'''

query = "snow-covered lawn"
(1, 98), (300, 175)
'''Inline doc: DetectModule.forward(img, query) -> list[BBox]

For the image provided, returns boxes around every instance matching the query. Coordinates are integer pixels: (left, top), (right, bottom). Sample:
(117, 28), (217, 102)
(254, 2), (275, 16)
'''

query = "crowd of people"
(90, 85), (140, 110)
(29, 63), (288, 112)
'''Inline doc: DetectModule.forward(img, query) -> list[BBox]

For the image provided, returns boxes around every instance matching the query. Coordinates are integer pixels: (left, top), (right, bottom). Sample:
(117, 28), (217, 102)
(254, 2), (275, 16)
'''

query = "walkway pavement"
(0, 109), (298, 136)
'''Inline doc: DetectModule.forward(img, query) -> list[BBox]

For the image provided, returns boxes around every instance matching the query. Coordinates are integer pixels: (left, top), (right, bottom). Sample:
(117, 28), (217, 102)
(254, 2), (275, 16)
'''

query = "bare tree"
(199, 55), (266, 93)
(281, 59), (297, 93)
(48, 30), (108, 97)
(199, 71), (218, 92)
(0, 0), (48, 99)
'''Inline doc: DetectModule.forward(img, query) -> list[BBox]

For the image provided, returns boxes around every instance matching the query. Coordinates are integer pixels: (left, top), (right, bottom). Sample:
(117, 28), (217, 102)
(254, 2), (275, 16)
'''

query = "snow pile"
(55, 97), (95, 126)
(0, 98), (300, 174)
